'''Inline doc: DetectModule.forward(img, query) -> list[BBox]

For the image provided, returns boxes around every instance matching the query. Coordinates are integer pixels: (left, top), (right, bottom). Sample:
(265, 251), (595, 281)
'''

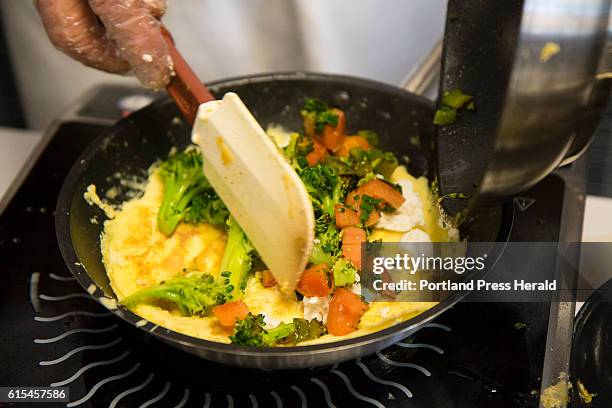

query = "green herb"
(301, 98), (339, 134)
(302, 98), (329, 115)
(359, 195), (381, 224)
(315, 111), (339, 133)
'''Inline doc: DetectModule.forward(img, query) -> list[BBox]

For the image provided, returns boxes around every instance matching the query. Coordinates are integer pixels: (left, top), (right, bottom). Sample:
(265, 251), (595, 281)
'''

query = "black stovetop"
(0, 109), (574, 407)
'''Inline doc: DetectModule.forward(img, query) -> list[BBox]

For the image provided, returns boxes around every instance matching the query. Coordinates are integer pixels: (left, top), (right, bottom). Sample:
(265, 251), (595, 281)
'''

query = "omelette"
(96, 98), (459, 346)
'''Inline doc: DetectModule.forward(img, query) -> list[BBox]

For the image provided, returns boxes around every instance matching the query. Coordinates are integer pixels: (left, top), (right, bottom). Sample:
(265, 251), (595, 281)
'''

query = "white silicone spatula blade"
(191, 92), (314, 294)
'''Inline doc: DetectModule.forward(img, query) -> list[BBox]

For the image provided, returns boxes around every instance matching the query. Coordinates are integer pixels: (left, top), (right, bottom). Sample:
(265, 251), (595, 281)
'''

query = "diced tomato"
(320, 109), (346, 151)
(306, 141), (328, 166)
(356, 179), (405, 209)
(335, 136), (371, 157)
(342, 227), (366, 245)
(297, 264), (333, 297)
(213, 300), (250, 328)
(334, 204), (360, 228)
(262, 270), (276, 287)
(342, 244), (362, 270)
(344, 191), (380, 227)
(341, 227), (366, 270)
(327, 288), (368, 336)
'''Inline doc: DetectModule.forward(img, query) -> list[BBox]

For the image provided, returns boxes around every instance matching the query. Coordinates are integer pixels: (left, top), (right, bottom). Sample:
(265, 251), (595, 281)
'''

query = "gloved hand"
(35, 0), (174, 89)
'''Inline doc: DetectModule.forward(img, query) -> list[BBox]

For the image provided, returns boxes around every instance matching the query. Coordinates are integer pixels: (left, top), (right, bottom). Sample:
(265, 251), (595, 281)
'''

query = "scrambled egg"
(100, 163), (457, 345)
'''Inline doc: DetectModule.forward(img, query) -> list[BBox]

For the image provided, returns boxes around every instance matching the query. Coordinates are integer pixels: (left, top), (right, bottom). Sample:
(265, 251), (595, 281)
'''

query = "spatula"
(161, 28), (314, 295)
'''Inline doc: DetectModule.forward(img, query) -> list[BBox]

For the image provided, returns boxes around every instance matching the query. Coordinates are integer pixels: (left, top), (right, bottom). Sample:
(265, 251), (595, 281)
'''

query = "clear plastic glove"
(35, 0), (174, 89)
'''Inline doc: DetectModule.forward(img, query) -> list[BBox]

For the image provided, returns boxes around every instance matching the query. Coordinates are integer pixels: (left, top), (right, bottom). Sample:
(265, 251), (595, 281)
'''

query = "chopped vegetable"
(442, 89), (473, 109)
(320, 108), (346, 151)
(297, 264), (333, 297)
(302, 98), (340, 135)
(306, 141), (328, 166)
(310, 223), (342, 266)
(358, 195), (382, 225)
(301, 98), (346, 150)
(332, 258), (358, 287)
(157, 149), (226, 236)
(213, 300), (250, 328)
(343, 193), (380, 227)
(327, 288), (368, 336)
(300, 164), (349, 218)
(433, 106), (457, 125)
(342, 244), (362, 269)
(289, 318), (327, 343)
(219, 217), (255, 301)
(230, 313), (295, 346)
(262, 270), (276, 287)
(121, 273), (225, 316)
(369, 151), (399, 180)
(342, 227), (366, 246)
(335, 136), (371, 158)
(230, 314), (326, 346)
(434, 89), (474, 126)
(334, 203), (361, 228)
(340, 227), (365, 270)
(184, 190), (229, 227)
(350, 179), (405, 210)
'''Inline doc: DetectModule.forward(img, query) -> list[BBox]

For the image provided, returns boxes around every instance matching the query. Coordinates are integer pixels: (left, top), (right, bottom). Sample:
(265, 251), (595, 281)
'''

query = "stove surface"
(0, 114), (572, 407)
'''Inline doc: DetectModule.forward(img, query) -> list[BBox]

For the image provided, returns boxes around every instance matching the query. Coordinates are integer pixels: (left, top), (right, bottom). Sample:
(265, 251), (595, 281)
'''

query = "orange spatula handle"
(161, 26), (216, 125)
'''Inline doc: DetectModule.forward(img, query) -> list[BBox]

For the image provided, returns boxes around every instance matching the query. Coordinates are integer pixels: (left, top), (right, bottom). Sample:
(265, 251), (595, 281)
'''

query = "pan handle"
(161, 26), (216, 125)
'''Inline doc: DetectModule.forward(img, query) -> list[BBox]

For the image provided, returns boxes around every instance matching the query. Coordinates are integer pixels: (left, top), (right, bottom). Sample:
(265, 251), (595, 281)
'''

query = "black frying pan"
(56, 72), (512, 370)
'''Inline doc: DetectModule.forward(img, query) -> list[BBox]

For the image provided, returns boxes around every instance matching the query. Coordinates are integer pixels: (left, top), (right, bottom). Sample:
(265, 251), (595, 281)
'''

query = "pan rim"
(55, 71), (513, 360)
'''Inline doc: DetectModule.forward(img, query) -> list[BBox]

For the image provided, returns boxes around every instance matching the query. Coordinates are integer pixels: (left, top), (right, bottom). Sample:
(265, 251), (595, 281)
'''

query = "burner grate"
(31, 269), (450, 408)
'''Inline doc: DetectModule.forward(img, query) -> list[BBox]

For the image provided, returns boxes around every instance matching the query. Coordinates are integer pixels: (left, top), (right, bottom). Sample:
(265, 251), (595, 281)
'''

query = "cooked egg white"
(99, 161), (457, 345)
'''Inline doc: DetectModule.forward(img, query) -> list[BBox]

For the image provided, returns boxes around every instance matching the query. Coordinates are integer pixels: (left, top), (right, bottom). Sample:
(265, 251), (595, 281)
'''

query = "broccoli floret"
(283, 133), (312, 170)
(230, 313), (295, 346)
(310, 223), (342, 266)
(157, 149), (222, 236)
(301, 98), (339, 134)
(348, 148), (399, 180)
(184, 191), (229, 227)
(300, 165), (350, 218)
(121, 273), (225, 316)
(291, 318), (327, 343)
(332, 258), (358, 287)
(230, 314), (326, 346)
(218, 217), (255, 301)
